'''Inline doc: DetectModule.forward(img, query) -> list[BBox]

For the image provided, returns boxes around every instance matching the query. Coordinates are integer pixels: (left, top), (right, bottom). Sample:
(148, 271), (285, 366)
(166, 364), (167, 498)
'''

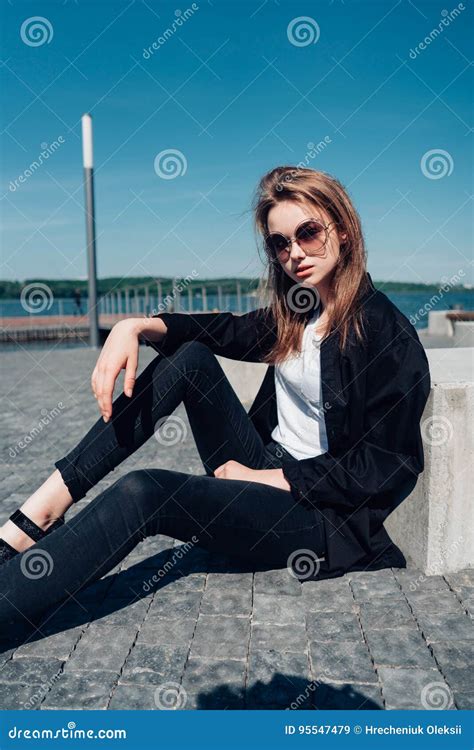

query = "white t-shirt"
(270, 309), (329, 460)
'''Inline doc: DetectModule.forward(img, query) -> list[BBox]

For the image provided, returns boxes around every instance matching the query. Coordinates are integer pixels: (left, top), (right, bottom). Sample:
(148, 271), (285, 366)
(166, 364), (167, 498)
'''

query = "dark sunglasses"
(264, 218), (337, 263)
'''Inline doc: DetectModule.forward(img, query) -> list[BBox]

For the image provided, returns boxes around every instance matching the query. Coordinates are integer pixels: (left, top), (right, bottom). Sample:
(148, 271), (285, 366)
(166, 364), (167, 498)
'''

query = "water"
(2, 290), (472, 329)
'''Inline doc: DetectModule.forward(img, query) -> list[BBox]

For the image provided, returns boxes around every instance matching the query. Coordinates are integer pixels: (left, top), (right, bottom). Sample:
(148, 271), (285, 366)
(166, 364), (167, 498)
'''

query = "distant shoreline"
(0, 276), (472, 300)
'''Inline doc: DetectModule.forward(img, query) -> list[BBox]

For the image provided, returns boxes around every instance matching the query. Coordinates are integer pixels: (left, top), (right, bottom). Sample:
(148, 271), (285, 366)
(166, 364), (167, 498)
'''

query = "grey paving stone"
(306, 612), (363, 642)
(0, 648), (15, 667)
(301, 576), (352, 597)
(365, 627), (437, 669)
(358, 599), (417, 631)
(379, 667), (456, 710)
(247, 650), (311, 708)
(429, 639), (474, 670)
(254, 569), (302, 597)
(108, 683), (160, 710)
(161, 573), (207, 592)
(453, 691), (474, 710)
(92, 597), (150, 628)
(120, 644), (188, 685)
(349, 569), (396, 582)
(205, 572), (253, 591)
(458, 595), (474, 617)
(10, 627), (84, 661)
(0, 657), (63, 685)
(405, 590), (465, 615)
(394, 570), (449, 593)
(439, 667), (473, 693)
(253, 593), (304, 625)
(181, 658), (246, 709)
(200, 587), (252, 617)
(351, 577), (404, 601)
(250, 623), (307, 653)
(41, 670), (118, 710)
(145, 591), (202, 620)
(312, 681), (384, 710)
(302, 586), (357, 613)
(191, 615), (249, 660)
(63, 624), (135, 673)
(309, 640), (377, 684)
(417, 613), (474, 643)
(0, 682), (45, 710)
(444, 570), (474, 589)
(448, 585), (474, 605)
(136, 617), (196, 647)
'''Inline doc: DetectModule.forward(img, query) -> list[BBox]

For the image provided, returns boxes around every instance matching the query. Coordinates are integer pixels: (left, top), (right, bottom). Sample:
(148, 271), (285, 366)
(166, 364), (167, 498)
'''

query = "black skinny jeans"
(0, 341), (325, 625)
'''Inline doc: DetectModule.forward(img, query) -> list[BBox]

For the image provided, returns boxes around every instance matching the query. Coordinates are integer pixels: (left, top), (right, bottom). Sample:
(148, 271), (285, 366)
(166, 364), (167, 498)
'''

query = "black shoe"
(0, 509), (65, 566)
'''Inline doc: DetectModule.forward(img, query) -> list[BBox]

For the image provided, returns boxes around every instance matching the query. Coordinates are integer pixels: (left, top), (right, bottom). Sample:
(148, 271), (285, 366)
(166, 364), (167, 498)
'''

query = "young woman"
(0, 166), (431, 625)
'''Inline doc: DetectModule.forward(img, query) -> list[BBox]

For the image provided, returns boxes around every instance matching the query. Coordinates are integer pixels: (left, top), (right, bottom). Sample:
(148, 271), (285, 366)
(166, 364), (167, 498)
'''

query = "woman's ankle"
(0, 470), (72, 553)
(13, 469), (73, 534)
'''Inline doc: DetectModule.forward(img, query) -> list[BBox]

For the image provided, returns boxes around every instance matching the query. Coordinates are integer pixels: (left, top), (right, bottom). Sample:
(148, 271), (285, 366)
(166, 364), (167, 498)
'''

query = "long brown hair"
(253, 166), (371, 363)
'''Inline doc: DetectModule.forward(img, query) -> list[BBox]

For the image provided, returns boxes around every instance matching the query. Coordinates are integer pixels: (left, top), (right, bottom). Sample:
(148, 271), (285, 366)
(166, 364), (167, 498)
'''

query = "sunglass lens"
(296, 220), (325, 247)
(266, 234), (288, 258)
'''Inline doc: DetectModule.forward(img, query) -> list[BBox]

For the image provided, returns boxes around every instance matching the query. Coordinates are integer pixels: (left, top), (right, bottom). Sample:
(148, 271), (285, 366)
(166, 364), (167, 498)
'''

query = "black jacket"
(146, 273), (431, 579)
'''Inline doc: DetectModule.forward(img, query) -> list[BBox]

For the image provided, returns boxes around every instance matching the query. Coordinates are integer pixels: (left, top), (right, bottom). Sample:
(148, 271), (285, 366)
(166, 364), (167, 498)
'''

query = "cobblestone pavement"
(1, 346), (473, 710)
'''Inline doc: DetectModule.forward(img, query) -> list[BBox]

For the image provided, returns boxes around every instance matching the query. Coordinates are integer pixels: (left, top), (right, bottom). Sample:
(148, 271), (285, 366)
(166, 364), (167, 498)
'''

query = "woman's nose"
(289, 238), (306, 259)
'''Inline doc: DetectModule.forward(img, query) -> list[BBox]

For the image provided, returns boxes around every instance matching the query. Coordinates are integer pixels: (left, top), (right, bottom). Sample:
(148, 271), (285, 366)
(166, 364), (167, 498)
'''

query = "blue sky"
(1, 0), (472, 285)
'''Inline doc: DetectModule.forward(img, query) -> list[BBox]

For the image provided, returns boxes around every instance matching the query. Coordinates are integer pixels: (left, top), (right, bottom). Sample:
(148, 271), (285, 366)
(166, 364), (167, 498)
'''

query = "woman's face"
(266, 200), (346, 290)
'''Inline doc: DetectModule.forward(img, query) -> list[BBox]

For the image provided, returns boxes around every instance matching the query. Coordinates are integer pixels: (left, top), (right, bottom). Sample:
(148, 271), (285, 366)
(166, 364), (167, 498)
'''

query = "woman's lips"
(295, 267), (314, 277)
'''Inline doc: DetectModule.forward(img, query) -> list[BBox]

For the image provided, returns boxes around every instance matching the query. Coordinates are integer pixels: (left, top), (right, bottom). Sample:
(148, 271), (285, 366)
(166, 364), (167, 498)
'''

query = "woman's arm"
(91, 317), (168, 421)
(144, 307), (276, 362)
(280, 331), (431, 512)
(91, 306), (275, 421)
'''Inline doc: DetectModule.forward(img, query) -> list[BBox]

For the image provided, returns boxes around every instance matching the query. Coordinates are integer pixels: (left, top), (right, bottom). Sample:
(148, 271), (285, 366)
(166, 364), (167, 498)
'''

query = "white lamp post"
(81, 113), (99, 348)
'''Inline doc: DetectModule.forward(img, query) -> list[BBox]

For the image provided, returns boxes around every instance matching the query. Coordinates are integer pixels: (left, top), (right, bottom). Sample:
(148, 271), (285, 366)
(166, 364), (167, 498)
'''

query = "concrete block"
(385, 347), (474, 575)
(428, 310), (455, 337)
(454, 321), (474, 348)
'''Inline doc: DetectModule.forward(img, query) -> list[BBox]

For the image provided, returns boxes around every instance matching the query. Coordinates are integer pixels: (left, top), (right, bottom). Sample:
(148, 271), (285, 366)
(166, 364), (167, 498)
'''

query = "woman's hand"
(91, 318), (142, 422)
(214, 460), (291, 491)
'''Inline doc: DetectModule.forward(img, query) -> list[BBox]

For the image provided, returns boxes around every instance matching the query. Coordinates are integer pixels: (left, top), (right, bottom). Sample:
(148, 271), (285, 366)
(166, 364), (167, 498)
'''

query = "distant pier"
(0, 314), (132, 345)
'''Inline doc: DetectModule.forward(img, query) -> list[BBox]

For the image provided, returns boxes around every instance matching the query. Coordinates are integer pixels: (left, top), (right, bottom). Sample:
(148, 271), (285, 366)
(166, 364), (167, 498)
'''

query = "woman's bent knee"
(168, 340), (218, 369)
(112, 470), (158, 501)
